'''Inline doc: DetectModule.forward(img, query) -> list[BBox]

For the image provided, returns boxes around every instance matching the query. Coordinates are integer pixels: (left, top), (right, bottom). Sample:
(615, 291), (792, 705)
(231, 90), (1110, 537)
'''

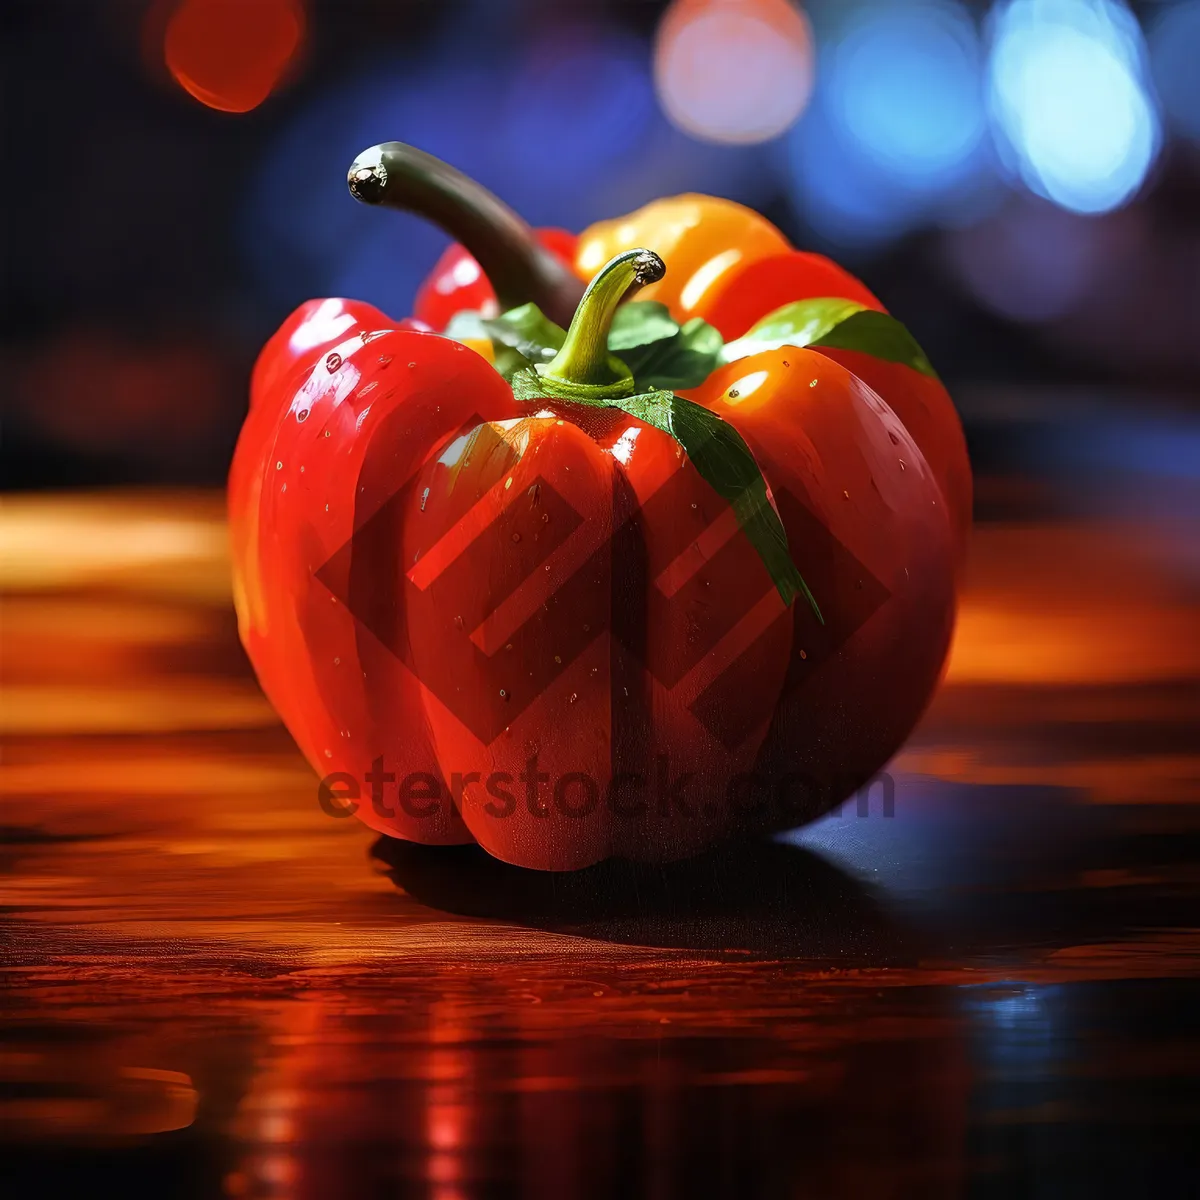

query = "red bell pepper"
(230, 142), (964, 870)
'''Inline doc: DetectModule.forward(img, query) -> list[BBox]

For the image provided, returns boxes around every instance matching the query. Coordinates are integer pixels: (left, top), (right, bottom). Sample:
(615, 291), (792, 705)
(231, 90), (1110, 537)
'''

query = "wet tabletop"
(3, 461), (1199, 1196)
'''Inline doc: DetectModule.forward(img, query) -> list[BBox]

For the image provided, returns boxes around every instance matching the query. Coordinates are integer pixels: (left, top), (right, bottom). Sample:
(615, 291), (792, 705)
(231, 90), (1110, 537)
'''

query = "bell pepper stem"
(535, 250), (666, 402)
(347, 142), (585, 327)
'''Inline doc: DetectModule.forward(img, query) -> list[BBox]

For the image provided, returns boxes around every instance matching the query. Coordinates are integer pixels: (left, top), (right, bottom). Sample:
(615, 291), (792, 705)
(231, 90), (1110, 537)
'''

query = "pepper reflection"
(228, 982), (968, 1199)
(224, 842), (965, 1198)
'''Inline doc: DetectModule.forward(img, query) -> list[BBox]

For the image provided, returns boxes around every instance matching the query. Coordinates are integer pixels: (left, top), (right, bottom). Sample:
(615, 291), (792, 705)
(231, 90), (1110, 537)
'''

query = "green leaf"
(490, 345), (535, 380)
(509, 365), (557, 404)
(614, 389), (822, 619)
(444, 305), (565, 382)
(722, 297), (938, 378)
(810, 309), (937, 376)
(723, 298), (864, 358)
(451, 300), (725, 392)
(612, 303), (724, 391)
(607, 300), (680, 352)
(480, 303), (566, 363)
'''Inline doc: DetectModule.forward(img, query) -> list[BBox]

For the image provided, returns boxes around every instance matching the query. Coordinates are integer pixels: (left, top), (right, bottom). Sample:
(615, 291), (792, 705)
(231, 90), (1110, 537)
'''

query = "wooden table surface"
(2, 484), (1199, 1197)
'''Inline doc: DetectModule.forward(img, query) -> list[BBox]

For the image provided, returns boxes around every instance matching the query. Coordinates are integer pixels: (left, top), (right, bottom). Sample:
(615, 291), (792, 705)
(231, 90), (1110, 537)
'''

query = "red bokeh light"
(163, 0), (304, 114)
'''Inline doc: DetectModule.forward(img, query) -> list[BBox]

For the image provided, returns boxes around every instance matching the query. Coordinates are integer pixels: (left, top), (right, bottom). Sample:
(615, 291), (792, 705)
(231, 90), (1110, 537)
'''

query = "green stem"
(535, 250), (666, 402)
(346, 142), (585, 327)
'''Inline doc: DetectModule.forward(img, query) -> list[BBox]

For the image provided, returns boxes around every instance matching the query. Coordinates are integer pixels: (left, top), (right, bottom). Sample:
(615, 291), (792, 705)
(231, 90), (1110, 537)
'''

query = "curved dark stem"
(347, 142), (585, 327)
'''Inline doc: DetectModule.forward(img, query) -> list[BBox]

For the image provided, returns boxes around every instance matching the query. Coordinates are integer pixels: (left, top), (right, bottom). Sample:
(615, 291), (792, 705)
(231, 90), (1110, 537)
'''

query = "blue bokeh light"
(1149, 0), (1200, 142)
(782, 0), (991, 248)
(831, 3), (987, 185)
(987, 0), (1161, 215)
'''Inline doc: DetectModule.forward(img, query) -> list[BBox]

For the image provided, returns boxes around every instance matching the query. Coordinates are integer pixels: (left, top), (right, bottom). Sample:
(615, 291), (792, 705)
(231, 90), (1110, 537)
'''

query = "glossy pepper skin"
(230, 143), (965, 869)
(428, 192), (971, 563)
(568, 196), (969, 822)
(231, 303), (516, 846)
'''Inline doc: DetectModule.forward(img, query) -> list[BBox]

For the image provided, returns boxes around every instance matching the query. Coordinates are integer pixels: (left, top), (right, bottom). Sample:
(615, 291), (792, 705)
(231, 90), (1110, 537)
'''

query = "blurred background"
(4, 0), (1199, 498)
(5, 7), (1200, 1194)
